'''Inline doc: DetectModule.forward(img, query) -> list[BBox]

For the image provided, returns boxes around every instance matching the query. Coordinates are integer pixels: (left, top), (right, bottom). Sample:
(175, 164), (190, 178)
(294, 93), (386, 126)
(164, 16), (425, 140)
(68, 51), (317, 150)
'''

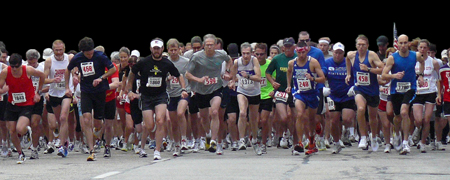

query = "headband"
(318, 39), (330, 44)
(296, 46), (308, 52)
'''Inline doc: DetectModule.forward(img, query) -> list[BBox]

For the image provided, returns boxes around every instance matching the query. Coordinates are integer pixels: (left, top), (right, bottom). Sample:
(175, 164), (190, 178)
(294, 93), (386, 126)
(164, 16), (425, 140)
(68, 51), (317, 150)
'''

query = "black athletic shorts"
(5, 103), (33, 121)
(81, 91), (106, 120)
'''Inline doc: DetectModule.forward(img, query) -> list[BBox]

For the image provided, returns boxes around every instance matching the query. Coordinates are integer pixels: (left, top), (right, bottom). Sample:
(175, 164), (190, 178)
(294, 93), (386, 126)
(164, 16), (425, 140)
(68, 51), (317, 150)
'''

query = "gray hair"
(119, 46), (130, 55)
(110, 51), (120, 61)
(203, 34), (217, 44)
(26, 49), (40, 60)
(240, 42), (252, 52)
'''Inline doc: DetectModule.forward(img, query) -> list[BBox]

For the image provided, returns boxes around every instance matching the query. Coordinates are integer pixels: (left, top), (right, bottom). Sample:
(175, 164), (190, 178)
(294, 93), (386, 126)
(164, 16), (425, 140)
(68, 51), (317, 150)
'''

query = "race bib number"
(170, 77), (181, 88)
(296, 78), (311, 91)
(260, 77), (267, 87)
(32, 77), (39, 92)
(81, 62), (95, 77)
(204, 77), (218, 85)
(416, 78), (429, 91)
(274, 91), (288, 102)
(146, 77), (162, 87)
(239, 78), (254, 89)
(12, 92), (26, 104)
(326, 97), (335, 111)
(356, 72), (370, 86)
(396, 82), (411, 93)
(380, 85), (390, 96)
(56, 81), (65, 90)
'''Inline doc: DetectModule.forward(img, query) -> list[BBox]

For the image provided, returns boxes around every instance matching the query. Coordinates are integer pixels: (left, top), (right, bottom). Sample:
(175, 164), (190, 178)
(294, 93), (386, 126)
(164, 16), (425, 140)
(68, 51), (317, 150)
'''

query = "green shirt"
(265, 53), (297, 92)
(260, 59), (275, 99)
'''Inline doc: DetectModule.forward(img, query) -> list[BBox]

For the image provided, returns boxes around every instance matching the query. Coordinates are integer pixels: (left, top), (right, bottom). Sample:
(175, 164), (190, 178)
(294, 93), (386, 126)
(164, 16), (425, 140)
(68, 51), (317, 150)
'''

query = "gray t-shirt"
(167, 56), (190, 97)
(187, 50), (229, 95)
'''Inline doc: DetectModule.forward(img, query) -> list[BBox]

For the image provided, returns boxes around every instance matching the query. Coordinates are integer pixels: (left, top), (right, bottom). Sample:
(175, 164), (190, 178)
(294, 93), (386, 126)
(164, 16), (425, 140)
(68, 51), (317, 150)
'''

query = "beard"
(152, 52), (162, 59)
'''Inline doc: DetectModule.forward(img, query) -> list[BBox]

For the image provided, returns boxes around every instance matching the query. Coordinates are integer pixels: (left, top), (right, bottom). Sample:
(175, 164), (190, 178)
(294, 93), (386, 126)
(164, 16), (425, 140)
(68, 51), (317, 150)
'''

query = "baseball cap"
(283, 37), (295, 46)
(376, 35), (389, 46)
(151, 39), (164, 48)
(131, 50), (140, 58)
(333, 42), (345, 51)
(42, 48), (53, 60)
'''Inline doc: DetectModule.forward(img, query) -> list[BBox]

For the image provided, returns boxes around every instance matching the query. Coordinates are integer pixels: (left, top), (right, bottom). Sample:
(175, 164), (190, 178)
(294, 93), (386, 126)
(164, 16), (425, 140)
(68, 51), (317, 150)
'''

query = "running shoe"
(87, 151), (96, 161)
(17, 153), (26, 164)
(153, 150), (161, 160)
(139, 149), (147, 158)
(104, 146), (111, 158)
(399, 143), (410, 155)
(305, 143), (318, 155)
(57, 146), (68, 157)
(208, 140), (217, 153)
(30, 149), (39, 159)
(332, 143), (342, 154)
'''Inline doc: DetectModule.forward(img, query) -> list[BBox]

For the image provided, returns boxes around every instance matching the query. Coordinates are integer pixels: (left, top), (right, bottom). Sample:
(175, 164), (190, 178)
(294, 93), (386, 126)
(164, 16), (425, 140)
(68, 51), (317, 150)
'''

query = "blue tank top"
(292, 56), (317, 95)
(390, 51), (417, 94)
(353, 51), (379, 96)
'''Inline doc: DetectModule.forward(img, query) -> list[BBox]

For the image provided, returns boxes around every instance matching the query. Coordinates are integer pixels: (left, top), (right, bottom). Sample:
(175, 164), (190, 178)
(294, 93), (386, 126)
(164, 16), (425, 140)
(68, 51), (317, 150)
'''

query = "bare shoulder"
(347, 51), (356, 59)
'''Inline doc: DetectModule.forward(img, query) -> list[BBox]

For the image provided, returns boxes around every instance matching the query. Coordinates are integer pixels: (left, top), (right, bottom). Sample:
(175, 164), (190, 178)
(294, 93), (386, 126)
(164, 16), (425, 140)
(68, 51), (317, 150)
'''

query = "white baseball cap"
(42, 48), (53, 60)
(131, 50), (140, 58)
(333, 42), (345, 52)
(150, 40), (163, 48)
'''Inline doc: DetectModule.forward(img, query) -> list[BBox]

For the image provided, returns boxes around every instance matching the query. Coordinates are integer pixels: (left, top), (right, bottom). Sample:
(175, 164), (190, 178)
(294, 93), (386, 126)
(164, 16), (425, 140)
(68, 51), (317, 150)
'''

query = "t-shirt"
(167, 56), (190, 97)
(260, 59), (274, 100)
(308, 46), (325, 89)
(105, 63), (119, 102)
(132, 55), (180, 97)
(67, 50), (114, 93)
(323, 57), (354, 102)
(186, 50), (229, 95)
(265, 53), (297, 92)
(439, 64), (450, 102)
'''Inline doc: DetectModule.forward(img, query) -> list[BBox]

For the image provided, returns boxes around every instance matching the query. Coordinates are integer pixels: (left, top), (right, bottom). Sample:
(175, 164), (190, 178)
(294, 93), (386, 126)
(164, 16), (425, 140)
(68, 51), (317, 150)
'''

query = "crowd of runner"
(1, 31), (449, 164)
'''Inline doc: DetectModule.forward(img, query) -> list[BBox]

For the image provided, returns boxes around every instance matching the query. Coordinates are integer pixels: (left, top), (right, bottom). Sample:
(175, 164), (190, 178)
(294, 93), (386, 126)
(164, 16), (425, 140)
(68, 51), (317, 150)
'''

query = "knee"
(357, 106), (365, 114)
(239, 111), (247, 119)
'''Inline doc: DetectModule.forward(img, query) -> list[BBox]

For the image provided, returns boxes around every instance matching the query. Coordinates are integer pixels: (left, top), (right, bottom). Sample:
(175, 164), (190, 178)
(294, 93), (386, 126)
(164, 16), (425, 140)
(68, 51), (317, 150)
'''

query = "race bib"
(396, 82), (411, 93)
(356, 72), (370, 86)
(55, 81), (65, 90)
(260, 77), (267, 87)
(170, 77), (181, 88)
(416, 78), (429, 91)
(32, 77), (39, 92)
(326, 97), (335, 111)
(274, 91), (288, 102)
(12, 92), (26, 104)
(204, 77), (218, 85)
(146, 77), (162, 87)
(81, 62), (95, 77)
(380, 85), (390, 96)
(296, 78), (311, 91)
(239, 78), (254, 89)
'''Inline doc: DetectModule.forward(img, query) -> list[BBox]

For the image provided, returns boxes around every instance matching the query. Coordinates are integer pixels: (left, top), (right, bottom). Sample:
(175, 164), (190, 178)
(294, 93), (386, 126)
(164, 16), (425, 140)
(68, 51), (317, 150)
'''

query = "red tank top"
(6, 65), (35, 106)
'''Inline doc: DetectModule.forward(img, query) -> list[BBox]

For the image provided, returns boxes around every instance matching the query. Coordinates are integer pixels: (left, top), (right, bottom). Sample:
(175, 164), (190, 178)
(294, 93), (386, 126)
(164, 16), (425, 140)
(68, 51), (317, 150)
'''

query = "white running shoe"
(371, 136), (379, 152)
(153, 150), (161, 160)
(17, 153), (26, 164)
(400, 142), (410, 155)
(358, 137), (368, 149)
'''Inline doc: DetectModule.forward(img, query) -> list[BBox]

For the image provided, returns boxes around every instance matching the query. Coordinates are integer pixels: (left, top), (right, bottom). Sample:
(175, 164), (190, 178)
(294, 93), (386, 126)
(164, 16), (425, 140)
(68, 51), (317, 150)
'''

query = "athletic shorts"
(329, 99), (356, 112)
(294, 91), (320, 109)
(140, 92), (169, 111)
(196, 87), (223, 109)
(237, 93), (260, 105)
(220, 87), (231, 109)
(316, 88), (327, 115)
(378, 99), (387, 112)
(81, 91), (106, 120)
(259, 98), (273, 112)
(188, 93), (199, 114)
(168, 95), (190, 112)
(226, 95), (239, 114)
(390, 89), (416, 116)
(128, 98), (143, 125)
(104, 99), (116, 120)
(411, 92), (436, 105)
(5, 103), (32, 121)
(0, 94), (8, 121)
(31, 98), (44, 115)
(443, 101), (450, 117)
(355, 90), (380, 108)
(48, 95), (71, 107)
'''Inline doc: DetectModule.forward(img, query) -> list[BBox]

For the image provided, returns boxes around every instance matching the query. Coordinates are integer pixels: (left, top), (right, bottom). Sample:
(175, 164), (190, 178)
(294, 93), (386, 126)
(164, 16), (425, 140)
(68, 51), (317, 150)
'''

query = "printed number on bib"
(146, 77), (162, 87)
(395, 82), (411, 93)
(356, 72), (370, 86)
(170, 77), (180, 88)
(380, 85), (390, 96)
(416, 78), (429, 91)
(274, 91), (288, 102)
(12, 92), (26, 104)
(204, 77), (218, 85)
(81, 62), (95, 77)
(326, 97), (335, 111)
(296, 78), (311, 91)
(239, 78), (254, 89)
(260, 77), (267, 87)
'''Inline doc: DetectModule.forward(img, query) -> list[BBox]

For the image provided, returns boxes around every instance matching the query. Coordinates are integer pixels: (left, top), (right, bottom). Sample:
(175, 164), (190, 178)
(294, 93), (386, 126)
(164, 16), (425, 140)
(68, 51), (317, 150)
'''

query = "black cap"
(283, 37), (295, 46)
(377, 35), (389, 46)
(227, 43), (239, 59)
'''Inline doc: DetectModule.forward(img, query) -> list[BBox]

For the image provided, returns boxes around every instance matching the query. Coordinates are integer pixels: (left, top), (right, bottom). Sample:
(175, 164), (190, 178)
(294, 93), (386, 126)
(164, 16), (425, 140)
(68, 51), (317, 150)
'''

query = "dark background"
(2, 5), (444, 61)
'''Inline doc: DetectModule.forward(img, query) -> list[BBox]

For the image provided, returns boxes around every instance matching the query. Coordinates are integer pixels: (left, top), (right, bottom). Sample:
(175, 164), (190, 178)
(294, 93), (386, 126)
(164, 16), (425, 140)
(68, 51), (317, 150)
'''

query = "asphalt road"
(1, 143), (449, 180)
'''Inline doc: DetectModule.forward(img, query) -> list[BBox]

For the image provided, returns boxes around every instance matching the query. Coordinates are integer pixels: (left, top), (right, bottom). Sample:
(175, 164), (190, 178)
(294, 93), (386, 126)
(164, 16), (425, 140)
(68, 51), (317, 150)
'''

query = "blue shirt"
(308, 46), (325, 90)
(67, 50), (114, 93)
(390, 51), (417, 94)
(352, 51), (379, 96)
(324, 57), (354, 102)
(292, 56), (318, 95)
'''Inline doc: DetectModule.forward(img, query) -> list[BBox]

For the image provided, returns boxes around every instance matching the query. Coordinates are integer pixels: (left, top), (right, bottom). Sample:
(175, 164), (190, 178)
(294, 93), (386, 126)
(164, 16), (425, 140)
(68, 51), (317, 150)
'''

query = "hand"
(222, 73), (231, 81)
(272, 82), (281, 90)
(305, 73), (313, 81)
(345, 75), (351, 85)
(436, 96), (442, 105)
(269, 91), (275, 98)
(53, 77), (62, 83)
(417, 75), (424, 87)
(128, 91), (137, 101)
(167, 75), (174, 81)
(45, 93), (50, 101)
(240, 71), (248, 78)
(93, 78), (102, 87)
(33, 93), (40, 103)
(393, 71), (405, 80)
(199, 76), (209, 83)
(73, 76), (79, 87)
(65, 88), (72, 98)
(181, 91), (188, 99)
(359, 63), (368, 71)
(285, 86), (291, 94)
(228, 80), (235, 90)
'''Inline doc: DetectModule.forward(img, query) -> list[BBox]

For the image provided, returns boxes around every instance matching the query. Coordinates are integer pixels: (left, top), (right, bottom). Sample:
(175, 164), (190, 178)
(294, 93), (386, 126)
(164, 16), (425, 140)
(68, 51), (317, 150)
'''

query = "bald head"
(398, 34), (409, 42)
(398, 34), (410, 53)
